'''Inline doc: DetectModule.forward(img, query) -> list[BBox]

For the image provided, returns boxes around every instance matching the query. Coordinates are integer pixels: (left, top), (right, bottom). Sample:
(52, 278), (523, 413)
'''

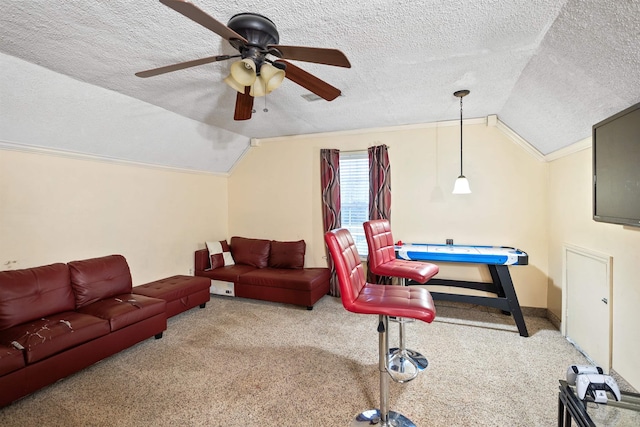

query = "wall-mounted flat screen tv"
(593, 101), (640, 227)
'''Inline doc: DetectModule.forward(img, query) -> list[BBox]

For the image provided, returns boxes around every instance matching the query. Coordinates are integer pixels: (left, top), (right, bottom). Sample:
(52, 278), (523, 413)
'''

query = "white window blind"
(340, 151), (369, 256)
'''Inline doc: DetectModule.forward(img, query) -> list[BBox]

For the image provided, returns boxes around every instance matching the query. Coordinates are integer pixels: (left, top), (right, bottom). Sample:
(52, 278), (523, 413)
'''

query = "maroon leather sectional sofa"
(195, 236), (330, 310)
(0, 255), (167, 407)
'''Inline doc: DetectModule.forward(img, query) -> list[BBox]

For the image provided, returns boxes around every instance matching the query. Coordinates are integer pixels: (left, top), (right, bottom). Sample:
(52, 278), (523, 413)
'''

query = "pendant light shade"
(453, 176), (471, 194)
(452, 89), (471, 194)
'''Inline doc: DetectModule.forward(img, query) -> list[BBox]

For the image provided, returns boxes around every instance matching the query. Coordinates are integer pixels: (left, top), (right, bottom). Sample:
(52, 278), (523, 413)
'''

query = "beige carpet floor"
(0, 293), (619, 426)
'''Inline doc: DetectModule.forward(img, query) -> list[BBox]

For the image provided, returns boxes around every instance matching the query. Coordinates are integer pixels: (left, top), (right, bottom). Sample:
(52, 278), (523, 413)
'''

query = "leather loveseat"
(0, 255), (167, 407)
(195, 236), (330, 310)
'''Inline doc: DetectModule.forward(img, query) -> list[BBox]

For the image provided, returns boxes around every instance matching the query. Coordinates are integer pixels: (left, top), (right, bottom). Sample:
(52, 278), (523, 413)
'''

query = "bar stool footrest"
(389, 347), (429, 372)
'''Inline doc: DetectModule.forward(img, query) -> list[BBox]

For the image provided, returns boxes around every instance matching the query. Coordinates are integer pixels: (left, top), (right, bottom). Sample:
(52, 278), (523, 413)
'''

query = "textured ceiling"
(1, 0), (639, 173)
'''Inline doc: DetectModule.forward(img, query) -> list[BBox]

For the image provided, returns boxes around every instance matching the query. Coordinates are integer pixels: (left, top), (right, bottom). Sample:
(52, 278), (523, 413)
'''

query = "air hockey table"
(396, 243), (529, 337)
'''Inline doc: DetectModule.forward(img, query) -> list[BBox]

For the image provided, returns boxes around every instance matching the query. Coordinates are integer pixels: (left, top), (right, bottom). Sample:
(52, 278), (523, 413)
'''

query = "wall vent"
(301, 93), (323, 102)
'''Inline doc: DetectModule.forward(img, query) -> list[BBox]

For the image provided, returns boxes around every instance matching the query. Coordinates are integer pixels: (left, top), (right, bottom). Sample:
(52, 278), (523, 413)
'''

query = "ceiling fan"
(136, 0), (351, 121)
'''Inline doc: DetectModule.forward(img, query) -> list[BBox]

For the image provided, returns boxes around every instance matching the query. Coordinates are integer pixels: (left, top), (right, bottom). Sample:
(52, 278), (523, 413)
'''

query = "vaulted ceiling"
(1, 0), (639, 173)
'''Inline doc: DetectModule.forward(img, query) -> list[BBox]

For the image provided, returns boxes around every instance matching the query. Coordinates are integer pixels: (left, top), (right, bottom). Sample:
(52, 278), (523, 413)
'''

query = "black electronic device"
(593, 101), (640, 227)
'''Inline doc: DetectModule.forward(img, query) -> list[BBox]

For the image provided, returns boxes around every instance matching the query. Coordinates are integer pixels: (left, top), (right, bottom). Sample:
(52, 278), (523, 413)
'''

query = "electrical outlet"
(446, 239), (453, 245)
(189, 268), (193, 275)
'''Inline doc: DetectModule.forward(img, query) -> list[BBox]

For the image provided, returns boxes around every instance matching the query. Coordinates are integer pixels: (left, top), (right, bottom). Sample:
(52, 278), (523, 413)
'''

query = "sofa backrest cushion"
(230, 237), (271, 268)
(269, 240), (306, 269)
(68, 255), (133, 308)
(0, 263), (74, 330)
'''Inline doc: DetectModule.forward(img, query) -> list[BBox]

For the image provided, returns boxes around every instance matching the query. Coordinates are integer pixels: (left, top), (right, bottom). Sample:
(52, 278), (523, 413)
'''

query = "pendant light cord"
(459, 95), (464, 177)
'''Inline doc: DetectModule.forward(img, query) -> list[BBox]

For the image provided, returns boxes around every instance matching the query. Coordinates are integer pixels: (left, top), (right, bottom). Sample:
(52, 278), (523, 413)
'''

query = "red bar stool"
(325, 228), (436, 427)
(364, 219), (439, 379)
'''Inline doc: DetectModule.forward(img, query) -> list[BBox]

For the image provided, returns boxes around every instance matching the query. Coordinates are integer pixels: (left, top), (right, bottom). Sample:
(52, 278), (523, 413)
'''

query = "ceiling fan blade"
(159, 0), (248, 42)
(270, 46), (351, 68)
(276, 60), (341, 101)
(234, 87), (254, 121)
(135, 55), (238, 78)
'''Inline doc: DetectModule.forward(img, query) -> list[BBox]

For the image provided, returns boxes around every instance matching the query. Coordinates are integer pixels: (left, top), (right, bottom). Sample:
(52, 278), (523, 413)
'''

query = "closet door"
(563, 244), (612, 369)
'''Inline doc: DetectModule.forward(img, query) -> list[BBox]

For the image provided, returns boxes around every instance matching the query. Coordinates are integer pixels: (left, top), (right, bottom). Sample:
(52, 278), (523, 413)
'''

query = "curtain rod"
(337, 145), (390, 153)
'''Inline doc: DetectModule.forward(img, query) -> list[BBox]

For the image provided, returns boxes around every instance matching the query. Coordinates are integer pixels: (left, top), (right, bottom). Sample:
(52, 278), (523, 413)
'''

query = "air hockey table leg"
(489, 265), (529, 337)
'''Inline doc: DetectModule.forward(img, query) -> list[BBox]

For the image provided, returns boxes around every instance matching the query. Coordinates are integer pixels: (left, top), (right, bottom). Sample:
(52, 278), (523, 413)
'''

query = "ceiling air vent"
(301, 93), (323, 102)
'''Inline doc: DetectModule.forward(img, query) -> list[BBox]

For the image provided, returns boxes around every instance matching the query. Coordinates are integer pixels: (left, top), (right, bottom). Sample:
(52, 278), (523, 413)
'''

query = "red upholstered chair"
(325, 228), (436, 427)
(364, 219), (439, 376)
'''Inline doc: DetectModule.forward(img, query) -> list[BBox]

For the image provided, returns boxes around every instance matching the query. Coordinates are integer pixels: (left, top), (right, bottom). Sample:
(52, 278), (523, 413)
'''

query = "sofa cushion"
(269, 240), (306, 269)
(198, 264), (257, 283)
(0, 263), (75, 330)
(68, 255), (133, 308)
(77, 293), (166, 332)
(134, 275), (210, 302)
(0, 343), (25, 376)
(230, 237), (271, 268)
(206, 240), (234, 268)
(0, 311), (110, 364)
(239, 267), (331, 291)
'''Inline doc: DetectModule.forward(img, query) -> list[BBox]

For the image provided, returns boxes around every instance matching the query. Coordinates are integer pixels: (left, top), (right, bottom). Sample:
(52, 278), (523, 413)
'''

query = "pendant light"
(452, 89), (471, 194)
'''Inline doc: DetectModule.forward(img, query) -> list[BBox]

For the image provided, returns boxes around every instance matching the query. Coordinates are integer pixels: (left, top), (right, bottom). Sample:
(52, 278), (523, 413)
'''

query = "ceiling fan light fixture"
(229, 58), (257, 87)
(260, 62), (285, 93)
(224, 74), (246, 93)
(249, 63), (285, 97)
(249, 79), (266, 97)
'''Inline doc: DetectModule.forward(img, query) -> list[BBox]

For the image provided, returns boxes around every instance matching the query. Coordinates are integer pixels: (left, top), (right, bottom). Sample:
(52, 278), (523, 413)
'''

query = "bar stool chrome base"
(387, 349), (418, 383)
(388, 311), (428, 379)
(352, 409), (416, 427)
(389, 347), (429, 372)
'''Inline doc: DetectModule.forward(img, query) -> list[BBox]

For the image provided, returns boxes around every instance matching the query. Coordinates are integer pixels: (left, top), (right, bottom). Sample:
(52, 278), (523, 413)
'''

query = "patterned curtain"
(368, 144), (392, 284)
(368, 144), (391, 221)
(320, 149), (341, 296)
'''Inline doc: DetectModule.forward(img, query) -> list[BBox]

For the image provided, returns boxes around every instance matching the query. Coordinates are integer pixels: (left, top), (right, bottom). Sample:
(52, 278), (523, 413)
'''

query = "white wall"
(229, 120), (549, 308)
(0, 149), (228, 284)
(548, 146), (640, 390)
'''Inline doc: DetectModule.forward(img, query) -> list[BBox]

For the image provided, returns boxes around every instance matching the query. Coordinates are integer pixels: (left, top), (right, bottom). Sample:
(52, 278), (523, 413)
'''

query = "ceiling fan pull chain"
(263, 81), (269, 113)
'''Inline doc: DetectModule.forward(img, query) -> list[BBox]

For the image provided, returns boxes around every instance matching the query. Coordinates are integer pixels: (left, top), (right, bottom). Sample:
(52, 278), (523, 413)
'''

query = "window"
(340, 151), (369, 256)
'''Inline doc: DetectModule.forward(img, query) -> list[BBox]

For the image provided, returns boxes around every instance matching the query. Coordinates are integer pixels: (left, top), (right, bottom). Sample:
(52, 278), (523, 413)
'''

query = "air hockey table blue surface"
(396, 244), (528, 266)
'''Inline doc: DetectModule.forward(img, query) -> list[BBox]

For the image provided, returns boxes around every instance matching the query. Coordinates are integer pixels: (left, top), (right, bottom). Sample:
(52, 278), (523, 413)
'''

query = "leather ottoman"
(133, 275), (210, 318)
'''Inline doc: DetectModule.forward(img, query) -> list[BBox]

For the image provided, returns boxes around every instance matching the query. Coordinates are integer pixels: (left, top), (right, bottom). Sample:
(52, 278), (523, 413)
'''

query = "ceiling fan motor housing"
(227, 13), (282, 73)
(227, 13), (280, 49)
